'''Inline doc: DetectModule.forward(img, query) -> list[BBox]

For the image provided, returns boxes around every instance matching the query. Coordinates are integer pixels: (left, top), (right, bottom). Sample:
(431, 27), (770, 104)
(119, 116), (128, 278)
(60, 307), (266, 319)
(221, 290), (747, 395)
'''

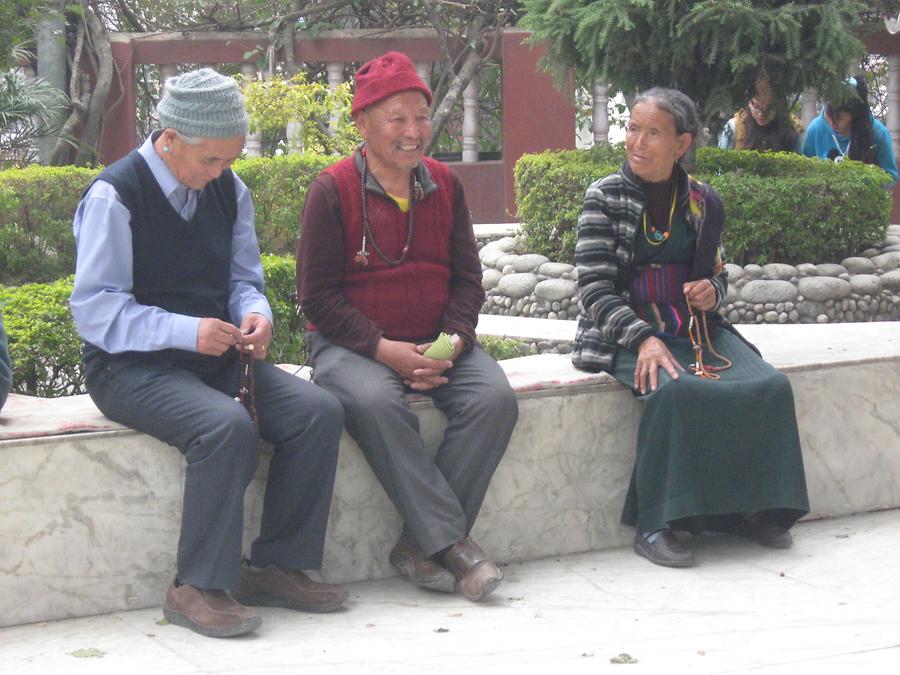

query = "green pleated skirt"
(613, 328), (810, 534)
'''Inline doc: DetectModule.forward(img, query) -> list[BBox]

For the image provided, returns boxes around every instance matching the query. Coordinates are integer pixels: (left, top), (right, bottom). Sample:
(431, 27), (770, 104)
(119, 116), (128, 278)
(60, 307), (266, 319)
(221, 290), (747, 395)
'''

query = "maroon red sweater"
(297, 152), (484, 357)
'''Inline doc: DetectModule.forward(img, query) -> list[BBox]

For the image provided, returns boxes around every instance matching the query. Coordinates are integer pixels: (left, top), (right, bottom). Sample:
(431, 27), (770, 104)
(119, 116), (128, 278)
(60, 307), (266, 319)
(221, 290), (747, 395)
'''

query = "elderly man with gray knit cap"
(297, 52), (518, 603)
(71, 68), (347, 638)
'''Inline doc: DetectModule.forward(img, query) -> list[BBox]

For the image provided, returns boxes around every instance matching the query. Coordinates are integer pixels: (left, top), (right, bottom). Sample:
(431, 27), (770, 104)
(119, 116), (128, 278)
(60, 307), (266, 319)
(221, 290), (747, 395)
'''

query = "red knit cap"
(351, 51), (432, 115)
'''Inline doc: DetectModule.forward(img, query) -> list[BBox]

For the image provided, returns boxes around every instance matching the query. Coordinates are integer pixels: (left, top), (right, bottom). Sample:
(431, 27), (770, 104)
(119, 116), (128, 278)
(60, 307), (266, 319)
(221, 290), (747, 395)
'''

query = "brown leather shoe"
(234, 562), (348, 613)
(441, 537), (503, 602)
(163, 581), (261, 638)
(389, 533), (457, 593)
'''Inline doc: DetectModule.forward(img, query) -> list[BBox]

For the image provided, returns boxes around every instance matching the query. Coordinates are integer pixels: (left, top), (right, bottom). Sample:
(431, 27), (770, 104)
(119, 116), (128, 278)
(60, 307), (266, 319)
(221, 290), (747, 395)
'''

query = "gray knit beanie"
(157, 68), (249, 139)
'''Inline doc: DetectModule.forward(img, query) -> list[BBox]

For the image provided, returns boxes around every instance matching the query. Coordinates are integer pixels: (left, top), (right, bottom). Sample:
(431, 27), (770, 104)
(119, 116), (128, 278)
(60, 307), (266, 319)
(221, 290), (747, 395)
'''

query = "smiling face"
(159, 130), (245, 190)
(625, 101), (693, 183)
(354, 90), (432, 178)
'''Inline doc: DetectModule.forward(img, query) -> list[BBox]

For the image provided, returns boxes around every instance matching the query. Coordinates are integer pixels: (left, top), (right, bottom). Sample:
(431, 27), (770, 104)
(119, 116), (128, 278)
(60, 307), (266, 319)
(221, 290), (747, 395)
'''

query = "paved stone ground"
(2, 509), (899, 674)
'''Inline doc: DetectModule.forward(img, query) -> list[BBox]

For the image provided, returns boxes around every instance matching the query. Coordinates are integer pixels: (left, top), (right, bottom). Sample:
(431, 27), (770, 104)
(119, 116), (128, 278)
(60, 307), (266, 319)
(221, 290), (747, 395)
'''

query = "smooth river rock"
(534, 278), (578, 302)
(798, 276), (852, 302)
(740, 280), (798, 304)
(497, 273), (539, 299)
(841, 257), (876, 275)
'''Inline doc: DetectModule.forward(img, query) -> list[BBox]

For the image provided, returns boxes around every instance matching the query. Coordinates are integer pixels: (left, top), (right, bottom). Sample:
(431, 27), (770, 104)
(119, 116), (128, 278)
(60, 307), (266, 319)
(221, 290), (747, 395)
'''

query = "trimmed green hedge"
(0, 153), (336, 285)
(0, 255), (305, 397)
(515, 146), (892, 265)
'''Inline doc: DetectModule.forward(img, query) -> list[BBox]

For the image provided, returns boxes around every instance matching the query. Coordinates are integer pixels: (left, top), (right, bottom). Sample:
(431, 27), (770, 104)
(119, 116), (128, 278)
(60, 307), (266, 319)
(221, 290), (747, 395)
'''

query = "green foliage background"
(521, 0), (900, 134)
(0, 153), (335, 285)
(515, 145), (892, 265)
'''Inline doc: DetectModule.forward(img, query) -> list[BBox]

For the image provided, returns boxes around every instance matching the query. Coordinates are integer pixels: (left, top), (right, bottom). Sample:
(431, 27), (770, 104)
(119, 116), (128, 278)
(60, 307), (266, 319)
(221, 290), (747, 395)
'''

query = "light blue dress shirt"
(71, 133), (272, 353)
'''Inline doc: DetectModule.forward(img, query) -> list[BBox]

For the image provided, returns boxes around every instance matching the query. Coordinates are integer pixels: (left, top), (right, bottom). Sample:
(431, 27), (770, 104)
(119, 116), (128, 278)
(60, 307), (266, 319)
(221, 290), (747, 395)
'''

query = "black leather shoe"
(633, 531), (695, 568)
(735, 516), (793, 549)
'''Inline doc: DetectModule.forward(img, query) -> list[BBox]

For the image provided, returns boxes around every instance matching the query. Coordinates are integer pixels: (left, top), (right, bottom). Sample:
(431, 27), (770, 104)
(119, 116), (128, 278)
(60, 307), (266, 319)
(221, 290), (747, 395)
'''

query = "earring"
(163, 145), (171, 153)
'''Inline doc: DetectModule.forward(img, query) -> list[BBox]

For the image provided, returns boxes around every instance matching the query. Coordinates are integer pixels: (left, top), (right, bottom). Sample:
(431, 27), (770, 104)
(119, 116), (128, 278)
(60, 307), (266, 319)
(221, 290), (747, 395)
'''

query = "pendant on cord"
(354, 250), (369, 266)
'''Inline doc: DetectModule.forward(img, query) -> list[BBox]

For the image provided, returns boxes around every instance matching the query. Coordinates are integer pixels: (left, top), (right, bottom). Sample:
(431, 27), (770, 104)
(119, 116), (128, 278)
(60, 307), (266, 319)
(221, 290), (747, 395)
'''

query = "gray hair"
(173, 130), (203, 145)
(633, 87), (700, 144)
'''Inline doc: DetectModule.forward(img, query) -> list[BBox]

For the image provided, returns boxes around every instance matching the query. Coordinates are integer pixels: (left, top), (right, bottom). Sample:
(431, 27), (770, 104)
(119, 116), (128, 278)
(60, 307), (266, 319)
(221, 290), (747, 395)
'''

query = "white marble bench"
(2, 322), (899, 627)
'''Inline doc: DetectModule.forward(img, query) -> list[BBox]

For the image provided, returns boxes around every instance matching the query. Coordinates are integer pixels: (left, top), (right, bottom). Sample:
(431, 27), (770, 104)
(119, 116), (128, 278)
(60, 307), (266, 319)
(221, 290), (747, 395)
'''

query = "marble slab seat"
(1, 323), (899, 627)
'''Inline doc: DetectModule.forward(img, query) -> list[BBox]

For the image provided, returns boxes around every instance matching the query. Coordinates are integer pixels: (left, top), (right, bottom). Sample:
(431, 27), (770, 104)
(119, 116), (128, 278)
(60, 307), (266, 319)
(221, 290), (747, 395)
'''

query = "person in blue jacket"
(0, 312), (11, 412)
(803, 75), (898, 187)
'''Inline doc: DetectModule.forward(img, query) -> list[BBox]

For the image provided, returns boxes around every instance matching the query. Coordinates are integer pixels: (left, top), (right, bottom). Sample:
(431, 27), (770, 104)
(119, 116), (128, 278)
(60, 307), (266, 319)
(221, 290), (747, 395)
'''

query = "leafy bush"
(477, 335), (535, 360)
(0, 153), (338, 285)
(237, 153), (336, 256)
(0, 277), (84, 397)
(515, 146), (892, 265)
(515, 144), (626, 263)
(240, 73), (360, 157)
(261, 254), (307, 365)
(0, 256), (307, 397)
(0, 165), (99, 284)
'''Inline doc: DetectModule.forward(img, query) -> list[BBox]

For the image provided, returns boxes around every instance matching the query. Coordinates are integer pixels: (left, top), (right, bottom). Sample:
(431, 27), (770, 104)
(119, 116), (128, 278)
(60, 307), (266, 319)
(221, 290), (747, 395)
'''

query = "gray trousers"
(85, 350), (344, 590)
(309, 333), (518, 557)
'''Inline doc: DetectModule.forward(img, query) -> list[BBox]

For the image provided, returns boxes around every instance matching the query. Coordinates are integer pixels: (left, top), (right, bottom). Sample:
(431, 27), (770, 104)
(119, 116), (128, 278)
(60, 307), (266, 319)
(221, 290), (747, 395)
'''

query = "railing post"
(592, 80), (609, 145)
(240, 63), (262, 157)
(888, 55), (900, 164)
(158, 63), (178, 89)
(326, 61), (344, 135)
(800, 88), (818, 131)
(415, 61), (432, 88)
(462, 73), (479, 162)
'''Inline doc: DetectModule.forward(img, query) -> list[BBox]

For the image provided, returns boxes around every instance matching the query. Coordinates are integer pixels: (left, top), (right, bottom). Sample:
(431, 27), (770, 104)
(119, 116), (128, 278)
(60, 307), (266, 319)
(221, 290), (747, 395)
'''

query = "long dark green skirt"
(613, 329), (810, 534)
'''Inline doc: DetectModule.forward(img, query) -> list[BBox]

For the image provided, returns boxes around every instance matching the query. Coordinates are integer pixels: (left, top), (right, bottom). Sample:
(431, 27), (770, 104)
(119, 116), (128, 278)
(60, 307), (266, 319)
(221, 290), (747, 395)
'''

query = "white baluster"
(326, 62), (344, 135)
(241, 63), (262, 158)
(159, 64), (178, 91)
(462, 73), (479, 162)
(592, 81), (610, 145)
(800, 88), (819, 131)
(415, 61), (432, 89)
(888, 56), (900, 165)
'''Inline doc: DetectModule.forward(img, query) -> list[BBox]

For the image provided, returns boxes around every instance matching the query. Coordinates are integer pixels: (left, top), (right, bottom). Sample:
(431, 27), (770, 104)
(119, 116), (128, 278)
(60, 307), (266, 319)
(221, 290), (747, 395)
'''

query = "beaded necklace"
(642, 186), (676, 245)
(354, 148), (423, 267)
(684, 291), (732, 379)
(237, 345), (258, 428)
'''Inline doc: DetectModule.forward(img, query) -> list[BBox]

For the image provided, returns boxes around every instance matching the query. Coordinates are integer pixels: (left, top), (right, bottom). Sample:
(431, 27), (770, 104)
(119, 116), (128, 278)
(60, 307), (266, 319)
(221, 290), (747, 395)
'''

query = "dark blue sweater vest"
(82, 150), (237, 363)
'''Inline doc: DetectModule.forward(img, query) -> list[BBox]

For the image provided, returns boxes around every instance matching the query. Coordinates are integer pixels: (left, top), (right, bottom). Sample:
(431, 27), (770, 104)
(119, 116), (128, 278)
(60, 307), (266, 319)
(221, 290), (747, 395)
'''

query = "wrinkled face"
(827, 110), (853, 136)
(625, 102), (693, 183)
(748, 97), (774, 126)
(354, 91), (432, 174)
(162, 131), (245, 190)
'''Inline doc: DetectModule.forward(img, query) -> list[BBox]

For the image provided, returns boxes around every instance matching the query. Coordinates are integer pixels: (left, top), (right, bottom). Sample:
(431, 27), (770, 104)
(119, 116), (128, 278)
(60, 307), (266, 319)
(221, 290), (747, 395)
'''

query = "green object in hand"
(423, 332), (455, 360)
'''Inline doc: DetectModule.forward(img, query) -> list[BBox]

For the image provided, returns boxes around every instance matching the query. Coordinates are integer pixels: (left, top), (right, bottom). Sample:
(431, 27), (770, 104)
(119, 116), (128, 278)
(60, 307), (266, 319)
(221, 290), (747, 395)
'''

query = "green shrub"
(260, 254), (307, 365)
(237, 153), (336, 256)
(0, 153), (338, 285)
(515, 146), (892, 265)
(0, 257), (307, 397)
(0, 165), (99, 285)
(0, 277), (84, 397)
(515, 144), (626, 263)
(477, 335), (536, 361)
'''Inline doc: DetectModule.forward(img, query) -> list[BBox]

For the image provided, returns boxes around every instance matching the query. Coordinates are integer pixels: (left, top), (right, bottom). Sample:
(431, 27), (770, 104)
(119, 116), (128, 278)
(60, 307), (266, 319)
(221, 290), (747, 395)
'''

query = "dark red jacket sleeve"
(439, 172), (484, 351)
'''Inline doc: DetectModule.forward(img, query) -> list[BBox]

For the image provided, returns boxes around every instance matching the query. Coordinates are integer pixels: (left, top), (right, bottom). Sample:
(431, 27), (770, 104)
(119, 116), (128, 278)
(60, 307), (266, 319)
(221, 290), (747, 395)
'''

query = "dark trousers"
(309, 333), (518, 557)
(85, 350), (344, 589)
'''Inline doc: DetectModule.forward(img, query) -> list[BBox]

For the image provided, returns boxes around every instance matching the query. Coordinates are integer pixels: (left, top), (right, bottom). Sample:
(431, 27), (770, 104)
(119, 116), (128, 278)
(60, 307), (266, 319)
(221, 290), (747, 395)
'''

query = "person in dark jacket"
(572, 87), (810, 568)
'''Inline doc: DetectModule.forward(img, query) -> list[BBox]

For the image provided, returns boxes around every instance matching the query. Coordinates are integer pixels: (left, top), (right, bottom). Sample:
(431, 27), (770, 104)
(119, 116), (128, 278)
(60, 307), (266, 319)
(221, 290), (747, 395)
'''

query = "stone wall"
(479, 225), (900, 327)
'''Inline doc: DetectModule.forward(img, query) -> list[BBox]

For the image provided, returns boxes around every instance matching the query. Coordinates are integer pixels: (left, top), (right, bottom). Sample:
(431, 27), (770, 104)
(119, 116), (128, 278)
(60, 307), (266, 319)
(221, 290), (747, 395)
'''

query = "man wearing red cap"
(297, 51), (518, 602)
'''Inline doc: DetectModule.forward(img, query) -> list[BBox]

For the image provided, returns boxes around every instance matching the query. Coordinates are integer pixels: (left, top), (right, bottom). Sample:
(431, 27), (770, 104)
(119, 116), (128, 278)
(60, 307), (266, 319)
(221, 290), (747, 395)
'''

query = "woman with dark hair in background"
(803, 75), (898, 186)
